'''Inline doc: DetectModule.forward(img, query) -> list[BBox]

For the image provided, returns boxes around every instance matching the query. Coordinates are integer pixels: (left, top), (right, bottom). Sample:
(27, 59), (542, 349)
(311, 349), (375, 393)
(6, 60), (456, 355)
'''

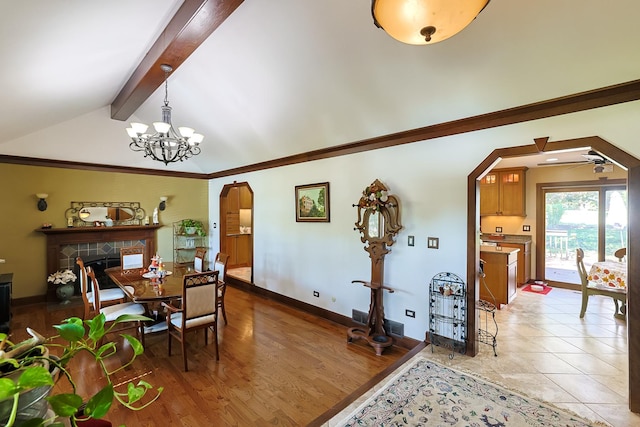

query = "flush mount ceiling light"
(126, 64), (203, 165)
(371, 0), (490, 45)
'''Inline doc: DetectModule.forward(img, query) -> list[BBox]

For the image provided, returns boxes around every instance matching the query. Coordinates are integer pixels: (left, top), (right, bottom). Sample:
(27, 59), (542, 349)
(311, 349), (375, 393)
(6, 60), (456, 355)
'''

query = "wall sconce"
(36, 193), (48, 211)
(159, 196), (168, 211)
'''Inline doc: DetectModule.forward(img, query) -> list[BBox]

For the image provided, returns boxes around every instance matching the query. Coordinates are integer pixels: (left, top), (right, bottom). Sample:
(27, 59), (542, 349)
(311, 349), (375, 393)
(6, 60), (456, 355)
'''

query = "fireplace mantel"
(38, 225), (162, 300)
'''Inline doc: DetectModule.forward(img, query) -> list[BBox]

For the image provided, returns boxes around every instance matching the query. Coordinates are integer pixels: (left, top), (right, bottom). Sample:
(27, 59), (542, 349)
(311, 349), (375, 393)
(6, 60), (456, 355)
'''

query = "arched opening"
(220, 181), (254, 285)
(466, 136), (640, 412)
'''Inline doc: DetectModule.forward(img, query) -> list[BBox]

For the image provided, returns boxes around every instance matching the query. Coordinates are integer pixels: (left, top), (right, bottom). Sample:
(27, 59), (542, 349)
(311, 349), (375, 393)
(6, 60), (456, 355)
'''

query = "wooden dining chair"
(576, 248), (627, 319)
(87, 266), (146, 346)
(614, 247), (627, 262)
(76, 257), (126, 320)
(194, 247), (207, 273)
(213, 252), (230, 325)
(120, 246), (145, 274)
(162, 270), (220, 371)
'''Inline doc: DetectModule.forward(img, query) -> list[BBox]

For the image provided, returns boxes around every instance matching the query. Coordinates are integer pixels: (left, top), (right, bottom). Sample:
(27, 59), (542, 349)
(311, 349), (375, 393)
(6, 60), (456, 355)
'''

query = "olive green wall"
(0, 163), (208, 299)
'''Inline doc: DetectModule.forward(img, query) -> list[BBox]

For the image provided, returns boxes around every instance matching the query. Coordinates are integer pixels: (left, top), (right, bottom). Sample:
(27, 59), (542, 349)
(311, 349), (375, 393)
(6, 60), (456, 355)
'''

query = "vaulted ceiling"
(2, 0), (640, 175)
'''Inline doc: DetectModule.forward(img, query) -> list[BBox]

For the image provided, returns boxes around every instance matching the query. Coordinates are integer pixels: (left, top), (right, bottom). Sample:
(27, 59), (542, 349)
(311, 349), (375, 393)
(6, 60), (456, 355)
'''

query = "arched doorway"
(467, 136), (640, 412)
(220, 182), (253, 285)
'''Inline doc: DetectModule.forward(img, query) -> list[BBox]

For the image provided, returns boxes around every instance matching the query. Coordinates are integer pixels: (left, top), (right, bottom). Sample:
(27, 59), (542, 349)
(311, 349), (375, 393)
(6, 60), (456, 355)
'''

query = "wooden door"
(479, 173), (500, 216)
(500, 169), (526, 216)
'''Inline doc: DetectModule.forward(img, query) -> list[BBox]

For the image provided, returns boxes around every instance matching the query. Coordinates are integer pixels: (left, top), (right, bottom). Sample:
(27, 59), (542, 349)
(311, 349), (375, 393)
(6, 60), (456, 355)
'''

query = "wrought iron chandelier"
(371, 0), (490, 45)
(126, 64), (203, 165)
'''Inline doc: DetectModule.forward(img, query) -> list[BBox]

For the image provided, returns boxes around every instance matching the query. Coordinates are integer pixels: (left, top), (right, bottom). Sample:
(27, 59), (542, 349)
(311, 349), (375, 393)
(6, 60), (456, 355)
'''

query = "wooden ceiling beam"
(111, 0), (244, 121)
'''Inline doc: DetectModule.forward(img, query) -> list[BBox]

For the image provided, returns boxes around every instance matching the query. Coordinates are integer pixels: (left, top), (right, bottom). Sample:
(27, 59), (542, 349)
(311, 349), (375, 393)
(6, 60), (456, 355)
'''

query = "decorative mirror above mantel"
(65, 201), (146, 227)
(348, 179), (403, 355)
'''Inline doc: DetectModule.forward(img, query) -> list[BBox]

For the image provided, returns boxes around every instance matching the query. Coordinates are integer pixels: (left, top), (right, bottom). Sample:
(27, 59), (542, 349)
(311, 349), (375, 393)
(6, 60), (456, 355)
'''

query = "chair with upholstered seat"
(194, 247), (207, 273)
(213, 252), (230, 325)
(120, 246), (145, 274)
(87, 266), (146, 346)
(76, 257), (126, 320)
(576, 248), (627, 319)
(162, 270), (220, 371)
(614, 247), (627, 262)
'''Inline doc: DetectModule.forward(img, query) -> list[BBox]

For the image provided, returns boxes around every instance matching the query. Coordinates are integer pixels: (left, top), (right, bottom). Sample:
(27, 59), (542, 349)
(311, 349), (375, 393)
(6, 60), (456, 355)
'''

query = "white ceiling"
(1, 0), (640, 174)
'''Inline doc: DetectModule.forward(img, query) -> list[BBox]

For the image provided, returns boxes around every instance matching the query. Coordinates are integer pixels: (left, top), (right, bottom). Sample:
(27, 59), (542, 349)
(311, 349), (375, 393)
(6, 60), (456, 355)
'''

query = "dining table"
(587, 260), (627, 291)
(105, 262), (192, 333)
(105, 262), (192, 303)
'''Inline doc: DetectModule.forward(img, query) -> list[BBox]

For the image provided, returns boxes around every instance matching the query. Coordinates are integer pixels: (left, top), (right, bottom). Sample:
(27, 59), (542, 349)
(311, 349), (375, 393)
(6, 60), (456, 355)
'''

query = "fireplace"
(38, 225), (161, 301)
(73, 256), (122, 295)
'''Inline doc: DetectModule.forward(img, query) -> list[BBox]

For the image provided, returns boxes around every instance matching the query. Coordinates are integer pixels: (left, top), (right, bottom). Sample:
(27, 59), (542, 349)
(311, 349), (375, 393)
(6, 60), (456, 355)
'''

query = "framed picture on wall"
(295, 182), (330, 222)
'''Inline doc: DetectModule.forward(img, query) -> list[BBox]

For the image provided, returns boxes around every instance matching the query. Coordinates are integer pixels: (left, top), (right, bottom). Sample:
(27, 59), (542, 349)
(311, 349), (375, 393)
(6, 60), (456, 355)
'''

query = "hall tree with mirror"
(220, 182), (253, 284)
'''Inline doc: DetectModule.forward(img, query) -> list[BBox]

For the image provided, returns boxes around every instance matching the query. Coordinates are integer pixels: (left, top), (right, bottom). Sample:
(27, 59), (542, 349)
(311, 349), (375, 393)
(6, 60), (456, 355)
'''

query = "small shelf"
(428, 272), (467, 359)
(173, 221), (207, 265)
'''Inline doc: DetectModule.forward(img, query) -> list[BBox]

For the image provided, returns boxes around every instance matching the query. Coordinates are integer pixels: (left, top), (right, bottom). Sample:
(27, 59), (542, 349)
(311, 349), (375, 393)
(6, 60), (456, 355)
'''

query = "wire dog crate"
(428, 272), (466, 359)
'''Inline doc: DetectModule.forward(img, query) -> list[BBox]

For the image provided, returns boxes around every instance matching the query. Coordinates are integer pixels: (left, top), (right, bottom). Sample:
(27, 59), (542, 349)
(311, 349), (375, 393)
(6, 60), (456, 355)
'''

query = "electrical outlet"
(495, 226), (503, 233)
(313, 291), (319, 297)
(213, 223), (217, 228)
(523, 225), (531, 232)
(405, 309), (415, 318)
(408, 236), (415, 246)
(427, 237), (439, 249)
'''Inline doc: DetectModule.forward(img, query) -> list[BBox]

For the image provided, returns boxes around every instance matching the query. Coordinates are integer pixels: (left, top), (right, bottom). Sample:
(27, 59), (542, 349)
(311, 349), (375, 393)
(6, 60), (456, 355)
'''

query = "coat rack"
(348, 179), (402, 355)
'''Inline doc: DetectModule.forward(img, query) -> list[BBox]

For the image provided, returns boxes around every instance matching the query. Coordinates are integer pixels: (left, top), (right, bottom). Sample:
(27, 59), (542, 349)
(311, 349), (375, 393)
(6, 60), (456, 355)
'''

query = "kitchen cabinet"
(480, 167), (527, 216)
(499, 241), (531, 286)
(480, 246), (518, 308)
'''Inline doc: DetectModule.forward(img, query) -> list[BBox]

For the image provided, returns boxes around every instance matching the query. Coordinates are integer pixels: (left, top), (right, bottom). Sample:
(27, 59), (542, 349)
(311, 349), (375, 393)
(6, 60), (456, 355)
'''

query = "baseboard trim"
(226, 279), (421, 351)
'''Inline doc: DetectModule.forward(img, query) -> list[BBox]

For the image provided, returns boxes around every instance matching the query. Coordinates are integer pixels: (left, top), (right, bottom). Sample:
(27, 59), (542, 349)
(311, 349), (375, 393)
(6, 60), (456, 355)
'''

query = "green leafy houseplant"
(0, 313), (163, 426)
(180, 219), (206, 236)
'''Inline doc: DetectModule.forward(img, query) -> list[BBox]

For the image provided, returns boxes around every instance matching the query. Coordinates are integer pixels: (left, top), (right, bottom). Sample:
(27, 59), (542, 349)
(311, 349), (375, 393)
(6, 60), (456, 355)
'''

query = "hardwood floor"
(11, 286), (409, 426)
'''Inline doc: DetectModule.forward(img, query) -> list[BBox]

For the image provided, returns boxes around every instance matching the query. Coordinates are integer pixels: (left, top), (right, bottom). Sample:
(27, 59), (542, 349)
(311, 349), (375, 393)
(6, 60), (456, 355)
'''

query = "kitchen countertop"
(480, 244), (520, 254)
(480, 234), (532, 244)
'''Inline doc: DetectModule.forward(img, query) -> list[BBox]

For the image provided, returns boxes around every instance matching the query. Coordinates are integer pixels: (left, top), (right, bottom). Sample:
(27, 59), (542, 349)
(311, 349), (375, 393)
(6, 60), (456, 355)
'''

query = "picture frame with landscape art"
(295, 182), (330, 222)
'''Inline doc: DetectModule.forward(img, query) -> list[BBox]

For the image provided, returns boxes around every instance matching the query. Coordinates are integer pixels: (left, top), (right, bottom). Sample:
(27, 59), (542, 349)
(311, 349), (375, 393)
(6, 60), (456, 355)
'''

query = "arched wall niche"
(466, 136), (640, 412)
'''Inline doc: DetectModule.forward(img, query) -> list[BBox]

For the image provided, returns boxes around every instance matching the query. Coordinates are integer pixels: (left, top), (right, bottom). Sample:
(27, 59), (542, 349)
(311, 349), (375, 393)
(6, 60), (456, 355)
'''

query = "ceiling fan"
(536, 150), (612, 172)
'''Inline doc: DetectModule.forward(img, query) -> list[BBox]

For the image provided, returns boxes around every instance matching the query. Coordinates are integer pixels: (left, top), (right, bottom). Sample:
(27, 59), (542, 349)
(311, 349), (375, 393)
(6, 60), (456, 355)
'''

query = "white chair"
(194, 247), (207, 273)
(87, 266), (146, 346)
(120, 246), (145, 273)
(162, 270), (221, 371)
(213, 252), (229, 325)
(576, 248), (626, 320)
(76, 257), (126, 320)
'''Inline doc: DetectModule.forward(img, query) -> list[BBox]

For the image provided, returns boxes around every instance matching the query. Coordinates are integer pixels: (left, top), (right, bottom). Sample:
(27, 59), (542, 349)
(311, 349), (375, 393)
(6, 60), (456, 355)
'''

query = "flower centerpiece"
(48, 269), (77, 303)
(47, 270), (77, 286)
(358, 180), (389, 211)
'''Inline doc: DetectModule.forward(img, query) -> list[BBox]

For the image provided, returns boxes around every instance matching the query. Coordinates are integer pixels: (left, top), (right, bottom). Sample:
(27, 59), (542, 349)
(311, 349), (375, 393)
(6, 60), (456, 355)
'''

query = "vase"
(185, 226), (196, 235)
(56, 283), (75, 303)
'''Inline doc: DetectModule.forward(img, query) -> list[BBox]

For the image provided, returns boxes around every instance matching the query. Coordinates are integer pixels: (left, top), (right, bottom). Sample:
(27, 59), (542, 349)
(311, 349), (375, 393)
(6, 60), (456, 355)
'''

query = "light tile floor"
(423, 286), (639, 427)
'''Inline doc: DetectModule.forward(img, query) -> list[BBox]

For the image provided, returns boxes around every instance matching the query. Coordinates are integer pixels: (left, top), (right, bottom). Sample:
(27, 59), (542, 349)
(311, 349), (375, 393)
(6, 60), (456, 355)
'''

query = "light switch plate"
(408, 236), (415, 246)
(427, 237), (439, 249)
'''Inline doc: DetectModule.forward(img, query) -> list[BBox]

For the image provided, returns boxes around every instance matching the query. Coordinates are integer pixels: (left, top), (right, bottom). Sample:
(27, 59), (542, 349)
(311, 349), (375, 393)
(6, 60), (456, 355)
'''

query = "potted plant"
(180, 219), (206, 237)
(48, 269), (77, 304)
(0, 313), (162, 426)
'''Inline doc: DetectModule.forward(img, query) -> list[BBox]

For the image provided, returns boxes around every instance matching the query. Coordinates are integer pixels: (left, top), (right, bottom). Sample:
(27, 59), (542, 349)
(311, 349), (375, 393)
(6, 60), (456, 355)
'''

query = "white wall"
(206, 104), (640, 341)
(208, 131), (496, 340)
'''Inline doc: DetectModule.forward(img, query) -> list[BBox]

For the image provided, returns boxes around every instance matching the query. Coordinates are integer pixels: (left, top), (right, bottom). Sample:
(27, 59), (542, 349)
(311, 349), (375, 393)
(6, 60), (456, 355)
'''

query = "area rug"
(336, 357), (596, 426)
(522, 284), (552, 295)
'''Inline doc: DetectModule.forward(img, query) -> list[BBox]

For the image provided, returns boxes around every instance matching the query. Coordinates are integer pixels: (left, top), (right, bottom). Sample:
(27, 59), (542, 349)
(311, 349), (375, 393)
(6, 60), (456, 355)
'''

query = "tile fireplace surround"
(38, 225), (161, 301)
